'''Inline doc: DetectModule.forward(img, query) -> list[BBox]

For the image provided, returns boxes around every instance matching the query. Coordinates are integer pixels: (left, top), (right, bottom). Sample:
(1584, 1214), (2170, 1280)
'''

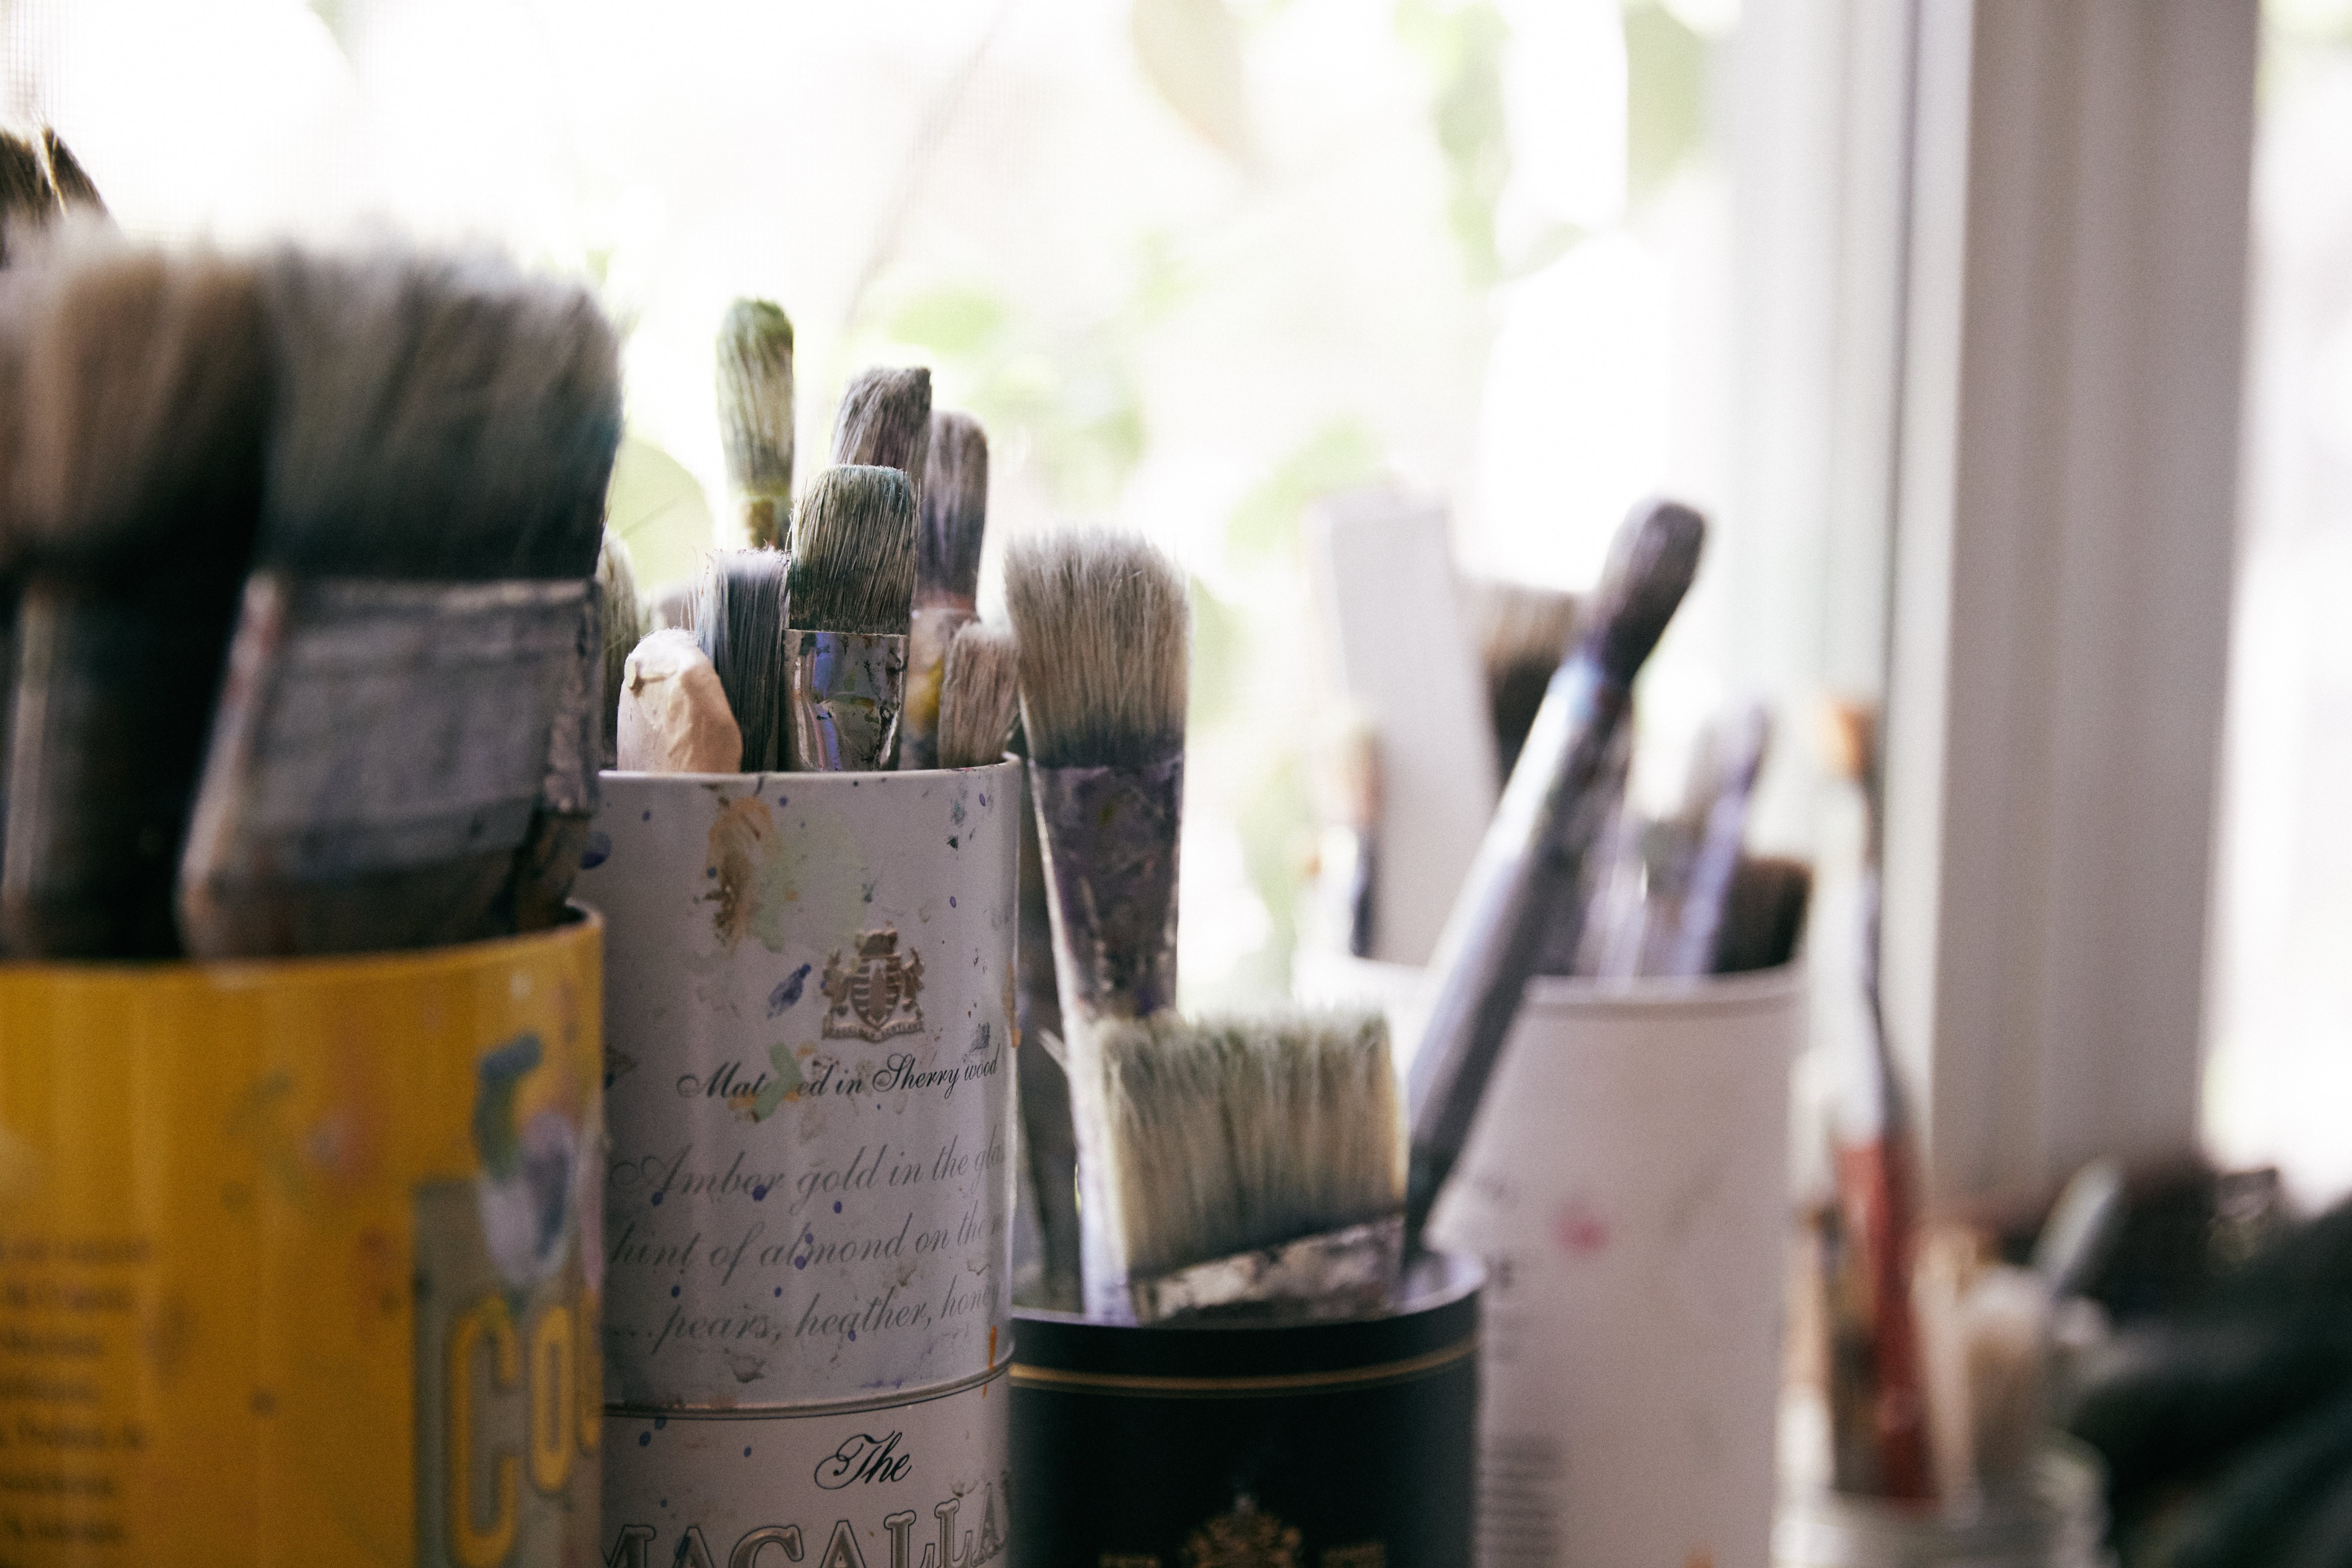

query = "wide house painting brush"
(784, 464), (915, 770)
(717, 298), (794, 550)
(902, 409), (988, 770)
(1004, 527), (1190, 1320)
(0, 241), (268, 958)
(1404, 497), (1707, 1251)
(1076, 1008), (1406, 1323)
(176, 247), (622, 959)
(828, 364), (931, 516)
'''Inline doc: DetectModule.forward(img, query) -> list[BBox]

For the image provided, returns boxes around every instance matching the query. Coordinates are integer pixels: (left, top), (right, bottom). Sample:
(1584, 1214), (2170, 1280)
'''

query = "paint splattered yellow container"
(0, 913), (603, 1568)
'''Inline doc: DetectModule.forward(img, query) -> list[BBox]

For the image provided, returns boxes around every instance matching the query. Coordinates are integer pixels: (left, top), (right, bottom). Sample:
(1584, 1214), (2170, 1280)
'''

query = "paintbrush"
(0, 241), (268, 958)
(717, 299), (794, 549)
(1468, 577), (1583, 781)
(1074, 1008), (1404, 1323)
(902, 410), (988, 770)
(0, 127), (102, 267)
(695, 547), (790, 770)
(828, 366), (931, 518)
(1003, 527), (1189, 1319)
(1403, 498), (1705, 1251)
(597, 529), (645, 769)
(616, 628), (743, 773)
(176, 247), (622, 958)
(1818, 695), (1937, 1501)
(936, 618), (1018, 769)
(1655, 701), (1771, 976)
(784, 465), (914, 770)
(1309, 709), (1381, 959)
(506, 581), (604, 933)
(39, 130), (102, 213)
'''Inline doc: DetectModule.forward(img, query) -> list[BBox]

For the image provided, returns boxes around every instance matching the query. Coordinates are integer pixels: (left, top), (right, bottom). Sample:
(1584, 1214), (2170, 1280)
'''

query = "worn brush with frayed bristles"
(1405, 498), (1705, 1253)
(177, 246), (624, 959)
(597, 530), (645, 769)
(0, 132), (53, 264)
(1003, 528), (1191, 1318)
(0, 243), (268, 958)
(901, 409), (988, 769)
(828, 366), (931, 518)
(1006, 528), (1189, 774)
(717, 299), (794, 549)
(937, 620), (1018, 769)
(1076, 1009), (1405, 1323)
(783, 464), (914, 769)
(695, 548), (790, 771)
(1468, 577), (1582, 780)
(40, 130), (102, 212)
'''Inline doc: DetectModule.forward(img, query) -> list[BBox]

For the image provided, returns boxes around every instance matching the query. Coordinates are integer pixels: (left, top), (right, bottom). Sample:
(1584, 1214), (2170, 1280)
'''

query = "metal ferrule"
(1128, 1215), (1404, 1325)
(1026, 755), (1184, 1027)
(177, 572), (588, 957)
(785, 628), (906, 770)
(901, 601), (977, 770)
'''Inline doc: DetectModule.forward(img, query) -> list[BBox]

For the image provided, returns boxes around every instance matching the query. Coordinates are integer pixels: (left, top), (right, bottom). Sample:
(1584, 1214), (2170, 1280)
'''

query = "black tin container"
(1011, 1253), (1482, 1567)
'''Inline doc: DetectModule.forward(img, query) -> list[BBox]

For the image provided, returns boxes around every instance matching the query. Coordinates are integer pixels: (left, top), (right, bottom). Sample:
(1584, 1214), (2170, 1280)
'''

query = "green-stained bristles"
(1003, 528), (1189, 770)
(937, 620), (1019, 769)
(717, 298), (794, 547)
(787, 464), (915, 636)
(1082, 1009), (1404, 1279)
(919, 410), (987, 605)
(828, 366), (931, 517)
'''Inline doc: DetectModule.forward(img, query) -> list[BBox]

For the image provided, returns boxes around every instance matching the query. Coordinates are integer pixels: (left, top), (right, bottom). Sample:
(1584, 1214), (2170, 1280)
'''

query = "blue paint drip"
(767, 964), (812, 1017)
(579, 830), (611, 870)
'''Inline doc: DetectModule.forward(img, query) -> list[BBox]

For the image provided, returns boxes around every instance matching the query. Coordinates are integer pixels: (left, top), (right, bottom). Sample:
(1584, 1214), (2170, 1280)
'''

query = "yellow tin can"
(0, 914), (603, 1568)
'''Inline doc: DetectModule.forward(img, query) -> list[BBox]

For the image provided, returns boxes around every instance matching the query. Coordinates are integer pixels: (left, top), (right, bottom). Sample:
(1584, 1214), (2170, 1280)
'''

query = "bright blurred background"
(6, 0), (2350, 1202)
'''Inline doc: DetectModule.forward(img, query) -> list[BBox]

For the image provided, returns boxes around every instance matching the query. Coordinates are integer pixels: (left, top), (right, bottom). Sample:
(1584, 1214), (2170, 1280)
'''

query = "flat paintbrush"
(1077, 1009), (1404, 1323)
(695, 547), (790, 770)
(1404, 498), (1705, 1250)
(1004, 527), (1190, 1319)
(936, 618), (1018, 769)
(784, 465), (914, 770)
(0, 241), (268, 958)
(717, 299), (794, 549)
(177, 247), (622, 958)
(828, 366), (931, 519)
(902, 410), (988, 769)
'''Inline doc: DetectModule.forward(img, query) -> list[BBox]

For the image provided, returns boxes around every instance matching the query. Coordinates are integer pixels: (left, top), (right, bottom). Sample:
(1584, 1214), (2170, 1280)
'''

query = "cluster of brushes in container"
(0, 145), (626, 962)
(610, 301), (1015, 775)
(1005, 499), (1719, 1328)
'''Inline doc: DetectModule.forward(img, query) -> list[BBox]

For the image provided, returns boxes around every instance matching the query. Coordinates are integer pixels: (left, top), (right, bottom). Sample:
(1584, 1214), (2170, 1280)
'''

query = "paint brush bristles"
(788, 465), (915, 635)
(1470, 577), (1582, 780)
(937, 620), (1019, 768)
(0, 242), (269, 957)
(919, 411), (987, 608)
(829, 366), (931, 516)
(717, 299), (794, 548)
(256, 249), (619, 580)
(783, 465), (915, 769)
(695, 548), (789, 771)
(1081, 1009), (1404, 1320)
(597, 530), (645, 769)
(1005, 528), (1189, 771)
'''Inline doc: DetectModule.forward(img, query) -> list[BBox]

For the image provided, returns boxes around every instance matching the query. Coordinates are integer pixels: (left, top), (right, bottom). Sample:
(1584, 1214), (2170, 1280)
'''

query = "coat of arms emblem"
(820, 928), (924, 1041)
(1182, 1498), (1301, 1568)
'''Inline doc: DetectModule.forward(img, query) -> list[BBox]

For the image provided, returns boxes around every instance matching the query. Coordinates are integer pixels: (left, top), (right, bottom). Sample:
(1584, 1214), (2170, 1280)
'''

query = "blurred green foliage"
(1625, 0), (1707, 201)
(1394, 0), (1513, 287)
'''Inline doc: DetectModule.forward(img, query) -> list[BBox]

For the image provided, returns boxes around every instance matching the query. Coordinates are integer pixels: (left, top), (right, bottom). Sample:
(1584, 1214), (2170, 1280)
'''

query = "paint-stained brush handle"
(1403, 499), (1705, 1248)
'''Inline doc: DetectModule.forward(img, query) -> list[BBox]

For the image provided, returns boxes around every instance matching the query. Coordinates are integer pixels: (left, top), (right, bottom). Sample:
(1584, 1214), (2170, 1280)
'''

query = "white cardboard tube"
(1299, 952), (1804, 1568)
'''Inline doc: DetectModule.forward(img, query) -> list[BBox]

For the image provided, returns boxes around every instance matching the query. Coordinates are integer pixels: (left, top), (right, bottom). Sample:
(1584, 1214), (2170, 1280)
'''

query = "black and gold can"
(1010, 1254), (1481, 1567)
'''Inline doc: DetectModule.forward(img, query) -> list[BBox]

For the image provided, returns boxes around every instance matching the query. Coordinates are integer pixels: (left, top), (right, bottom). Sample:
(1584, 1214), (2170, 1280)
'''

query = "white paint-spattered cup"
(580, 762), (1020, 1568)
